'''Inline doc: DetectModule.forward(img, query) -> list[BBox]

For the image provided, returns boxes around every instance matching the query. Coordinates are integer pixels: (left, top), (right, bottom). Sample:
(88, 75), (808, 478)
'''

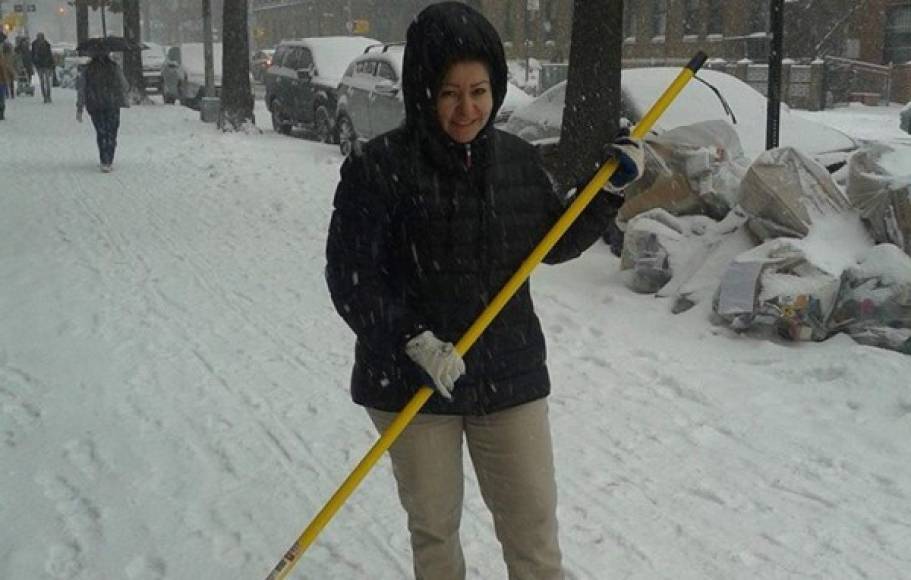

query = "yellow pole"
(265, 51), (708, 580)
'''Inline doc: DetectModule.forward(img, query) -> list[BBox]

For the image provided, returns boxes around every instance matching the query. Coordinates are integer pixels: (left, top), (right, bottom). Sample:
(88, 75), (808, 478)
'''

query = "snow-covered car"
(265, 36), (380, 141)
(503, 68), (859, 170)
(335, 43), (533, 156)
(141, 42), (166, 93)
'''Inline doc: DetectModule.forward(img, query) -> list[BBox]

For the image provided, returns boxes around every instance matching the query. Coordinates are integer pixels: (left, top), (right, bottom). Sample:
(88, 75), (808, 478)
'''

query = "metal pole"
(524, 3), (529, 85)
(766, 0), (784, 150)
(202, 0), (214, 98)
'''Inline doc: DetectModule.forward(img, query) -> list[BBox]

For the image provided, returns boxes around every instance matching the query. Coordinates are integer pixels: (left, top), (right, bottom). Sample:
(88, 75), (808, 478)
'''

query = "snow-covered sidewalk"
(2, 89), (910, 580)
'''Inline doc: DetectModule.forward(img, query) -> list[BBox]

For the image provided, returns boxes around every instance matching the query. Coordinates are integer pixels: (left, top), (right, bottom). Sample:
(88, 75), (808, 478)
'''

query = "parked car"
(251, 48), (274, 82)
(264, 36), (380, 141)
(141, 41), (166, 93)
(161, 42), (223, 108)
(335, 43), (533, 156)
(503, 68), (859, 170)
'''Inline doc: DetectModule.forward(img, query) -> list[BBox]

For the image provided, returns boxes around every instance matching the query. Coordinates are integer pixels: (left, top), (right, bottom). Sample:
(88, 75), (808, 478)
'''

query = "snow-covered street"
(2, 89), (911, 580)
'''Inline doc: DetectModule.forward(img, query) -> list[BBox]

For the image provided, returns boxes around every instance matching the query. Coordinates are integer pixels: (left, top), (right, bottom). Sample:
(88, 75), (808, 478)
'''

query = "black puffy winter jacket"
(325, 1), (617, 415)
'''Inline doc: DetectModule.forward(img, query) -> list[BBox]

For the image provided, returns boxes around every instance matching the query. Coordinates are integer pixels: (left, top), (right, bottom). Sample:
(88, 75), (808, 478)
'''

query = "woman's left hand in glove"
(603, 131), (645, 192)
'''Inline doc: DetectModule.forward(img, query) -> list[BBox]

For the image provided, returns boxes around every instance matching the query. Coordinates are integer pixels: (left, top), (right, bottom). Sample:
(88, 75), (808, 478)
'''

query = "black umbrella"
(77, 36), (141, 55)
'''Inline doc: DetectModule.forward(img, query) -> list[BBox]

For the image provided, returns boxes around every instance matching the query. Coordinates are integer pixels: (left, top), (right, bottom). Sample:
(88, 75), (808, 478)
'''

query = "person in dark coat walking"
(31, 32), (55, 103)
(325, 3), (644, 578)
(76, 50), (130, 172)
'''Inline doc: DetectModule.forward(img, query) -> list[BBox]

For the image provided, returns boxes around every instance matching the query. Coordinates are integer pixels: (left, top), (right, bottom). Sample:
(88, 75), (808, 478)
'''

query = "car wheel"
(271, 102), (292, 135)
(337, 114), (358, 156)
(315, 105), (334, 144)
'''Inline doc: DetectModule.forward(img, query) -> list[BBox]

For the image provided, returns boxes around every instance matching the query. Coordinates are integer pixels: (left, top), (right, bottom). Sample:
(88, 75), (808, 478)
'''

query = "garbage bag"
(739, 147), (850, 241)
(845, 143), (911, 257)
(620, 209), (684, 294)
(713, 238), (843, 341)
(829, 243), (911, 354)
(619, 120), (750, 224)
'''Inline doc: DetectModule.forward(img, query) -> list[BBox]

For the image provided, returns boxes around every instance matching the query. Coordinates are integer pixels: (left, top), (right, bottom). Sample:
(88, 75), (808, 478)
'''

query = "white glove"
(405, 330), (465, 400)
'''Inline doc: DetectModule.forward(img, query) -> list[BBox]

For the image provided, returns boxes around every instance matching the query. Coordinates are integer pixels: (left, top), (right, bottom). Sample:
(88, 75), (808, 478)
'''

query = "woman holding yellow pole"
(325, 3), (644, 578)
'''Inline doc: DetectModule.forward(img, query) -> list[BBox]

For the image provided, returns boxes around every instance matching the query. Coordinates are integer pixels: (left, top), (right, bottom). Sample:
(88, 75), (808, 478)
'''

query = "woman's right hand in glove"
(405, 330), (465, 400)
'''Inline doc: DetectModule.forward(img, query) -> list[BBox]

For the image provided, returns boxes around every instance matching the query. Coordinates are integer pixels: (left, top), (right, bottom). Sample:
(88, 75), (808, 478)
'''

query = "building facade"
(619, 0), (911, 67)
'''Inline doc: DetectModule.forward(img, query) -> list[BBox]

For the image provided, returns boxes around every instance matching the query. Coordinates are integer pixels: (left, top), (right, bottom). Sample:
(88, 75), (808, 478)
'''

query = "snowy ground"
(2, 89), (911, 580)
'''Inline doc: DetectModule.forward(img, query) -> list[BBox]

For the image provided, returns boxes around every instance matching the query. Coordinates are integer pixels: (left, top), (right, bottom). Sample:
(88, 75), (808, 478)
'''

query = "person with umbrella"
(76, 43), (130, 172)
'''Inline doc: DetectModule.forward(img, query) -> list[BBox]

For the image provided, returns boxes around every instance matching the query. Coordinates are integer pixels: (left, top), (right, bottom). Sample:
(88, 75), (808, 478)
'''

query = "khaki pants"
(368, 399), (563, 580)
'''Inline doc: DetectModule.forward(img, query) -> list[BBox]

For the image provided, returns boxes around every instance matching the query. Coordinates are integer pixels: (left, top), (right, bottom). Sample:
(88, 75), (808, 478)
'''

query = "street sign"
(13, 4), (36, 12)
(352, 19), (370, 34)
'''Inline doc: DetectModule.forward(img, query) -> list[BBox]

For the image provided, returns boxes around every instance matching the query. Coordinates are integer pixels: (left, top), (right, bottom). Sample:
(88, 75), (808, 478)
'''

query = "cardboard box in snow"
(829, 243), (911, 354)
(618, 120), (749, 224)
(846, 143), (911, 257)
(713, 239), (843, 341)
(739, 147), (850, 241)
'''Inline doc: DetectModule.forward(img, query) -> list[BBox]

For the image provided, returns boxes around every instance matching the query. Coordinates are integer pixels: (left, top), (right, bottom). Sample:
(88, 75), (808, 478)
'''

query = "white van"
(161, 42), (223, 108)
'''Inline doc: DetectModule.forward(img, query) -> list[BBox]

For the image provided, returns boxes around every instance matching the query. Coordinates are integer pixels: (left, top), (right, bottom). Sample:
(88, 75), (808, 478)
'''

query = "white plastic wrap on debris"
(620, 208), (752, 306)
(829, 243), (911, 354)
(739, 146), (851, 241)
(620, 209), (688, 294)
(619, 120), (750, 224)
(846, 143), (911, 256)
(713, 239), (844, 340)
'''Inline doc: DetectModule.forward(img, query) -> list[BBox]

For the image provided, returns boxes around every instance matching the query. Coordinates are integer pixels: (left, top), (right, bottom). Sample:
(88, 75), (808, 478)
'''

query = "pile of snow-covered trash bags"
(616, 120), (911, 355)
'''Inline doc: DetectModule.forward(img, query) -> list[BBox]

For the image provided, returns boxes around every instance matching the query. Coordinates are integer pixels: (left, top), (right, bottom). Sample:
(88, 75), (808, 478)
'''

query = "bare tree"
(220, 0), (255, 130)
(552, 0), (624, 193)
(122, 0), (146, 103)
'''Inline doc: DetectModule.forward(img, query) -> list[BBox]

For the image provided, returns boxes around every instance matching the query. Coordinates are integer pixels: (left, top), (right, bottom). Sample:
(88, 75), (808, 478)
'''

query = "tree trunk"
(551, 0), (624, 193)
(122, 0), (146, 102)
(77, 4), (89, 45)
(220, 0), (255, 130)
(141, 0), (151, 41)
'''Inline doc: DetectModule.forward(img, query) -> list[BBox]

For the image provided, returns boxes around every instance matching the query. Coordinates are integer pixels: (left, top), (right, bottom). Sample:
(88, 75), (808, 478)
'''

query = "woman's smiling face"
(435, 60), (494, 144)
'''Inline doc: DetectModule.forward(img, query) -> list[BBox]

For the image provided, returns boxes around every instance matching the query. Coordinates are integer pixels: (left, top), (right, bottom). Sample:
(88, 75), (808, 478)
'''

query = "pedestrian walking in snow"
(31, 33), (55, 103)
(0, 42), (16, 120)
(325, 3), (644, 579)
(76, 49), (130, 172)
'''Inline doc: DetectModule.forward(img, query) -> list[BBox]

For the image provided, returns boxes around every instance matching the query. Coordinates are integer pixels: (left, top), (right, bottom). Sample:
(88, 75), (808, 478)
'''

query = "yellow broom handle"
(265, 51), (708, 580)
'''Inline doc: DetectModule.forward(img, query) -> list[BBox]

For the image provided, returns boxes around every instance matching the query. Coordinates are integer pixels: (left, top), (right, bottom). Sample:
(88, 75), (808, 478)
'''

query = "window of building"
(624, 2), (638, 39)
(749, 2), (770, 33)
(707, 0), (723, 35)
(885, 5), (911, 64)
(651, 0), (667, 37)
(683, 0), (700, 36)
